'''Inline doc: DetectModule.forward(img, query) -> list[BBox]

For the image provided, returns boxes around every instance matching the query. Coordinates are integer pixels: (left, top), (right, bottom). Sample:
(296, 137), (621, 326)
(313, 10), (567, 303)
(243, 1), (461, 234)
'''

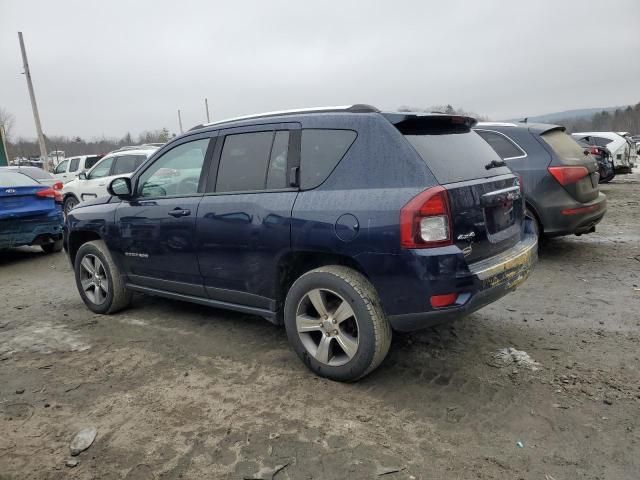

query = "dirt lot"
(1, 172), (639, 480)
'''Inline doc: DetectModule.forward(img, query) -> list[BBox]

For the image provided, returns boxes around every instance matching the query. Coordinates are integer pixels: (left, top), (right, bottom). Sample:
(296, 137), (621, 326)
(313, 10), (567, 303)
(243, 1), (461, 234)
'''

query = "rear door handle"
(168, 208), (191, 217)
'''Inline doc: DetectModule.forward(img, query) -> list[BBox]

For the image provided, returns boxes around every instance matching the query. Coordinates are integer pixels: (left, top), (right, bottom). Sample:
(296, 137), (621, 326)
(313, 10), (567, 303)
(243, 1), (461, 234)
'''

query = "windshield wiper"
(485, 159), (506, 170)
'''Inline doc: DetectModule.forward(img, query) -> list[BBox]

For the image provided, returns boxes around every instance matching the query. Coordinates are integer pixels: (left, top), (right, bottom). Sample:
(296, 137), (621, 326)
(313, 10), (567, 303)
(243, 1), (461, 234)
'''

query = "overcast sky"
(2, 0), (639, 139)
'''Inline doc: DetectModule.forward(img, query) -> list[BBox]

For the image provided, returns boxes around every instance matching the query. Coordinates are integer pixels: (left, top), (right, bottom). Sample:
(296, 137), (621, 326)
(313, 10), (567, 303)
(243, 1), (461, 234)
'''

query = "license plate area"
(484, 201), (516, 235)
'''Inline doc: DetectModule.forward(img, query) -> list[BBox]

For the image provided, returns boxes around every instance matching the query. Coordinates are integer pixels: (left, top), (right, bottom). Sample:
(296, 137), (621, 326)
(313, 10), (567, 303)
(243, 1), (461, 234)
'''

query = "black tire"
(74, 240), (132, 314)
(284, 265), (392, 382)
(63, 196), (79, 216)
(41, 239), (63, 254)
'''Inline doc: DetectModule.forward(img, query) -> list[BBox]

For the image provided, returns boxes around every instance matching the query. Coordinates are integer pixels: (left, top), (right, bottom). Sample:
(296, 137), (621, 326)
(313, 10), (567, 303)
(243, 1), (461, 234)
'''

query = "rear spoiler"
(383, 113), (477, 134)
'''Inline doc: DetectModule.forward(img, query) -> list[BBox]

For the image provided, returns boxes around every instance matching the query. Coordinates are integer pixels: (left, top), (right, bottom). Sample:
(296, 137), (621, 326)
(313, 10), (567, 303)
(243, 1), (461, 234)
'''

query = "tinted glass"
(266, 131), (289, 189)
(113, 154), (147, 175)
(138, 139), (208, 197)
(54, 159), (69, 174)
(87, 157), (115, 179)
(69, 158), (80, 172)
(12, 167), (51, 180)
(541, 130), (585, 159)
(0, 171), (40, 187)
(85, 156), (101, 169)
(399, 123), (510, 183)
(300, 129), (356, 189)
(593, 136), (613, 146)
(216, 132), (273, 192)
(476, 130), (525, 159)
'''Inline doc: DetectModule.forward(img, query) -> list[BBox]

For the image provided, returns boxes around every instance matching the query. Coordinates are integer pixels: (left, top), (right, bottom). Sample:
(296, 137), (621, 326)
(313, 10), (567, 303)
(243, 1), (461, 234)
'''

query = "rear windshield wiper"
(485, 159), (506, 170)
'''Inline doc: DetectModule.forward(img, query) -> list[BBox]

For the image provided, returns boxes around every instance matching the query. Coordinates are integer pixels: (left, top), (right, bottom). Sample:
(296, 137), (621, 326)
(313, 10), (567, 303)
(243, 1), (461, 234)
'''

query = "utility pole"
(205, 98), (210, 123)
(177, 109), (183, 134)
(18, 32), (49, 172)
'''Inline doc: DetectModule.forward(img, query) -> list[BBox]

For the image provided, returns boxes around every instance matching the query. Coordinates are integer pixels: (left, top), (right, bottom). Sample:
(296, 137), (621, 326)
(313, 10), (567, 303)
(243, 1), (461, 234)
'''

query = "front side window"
(68, 158), (80, 172)
(54, 159), (69, 174)
(113, 154), (147, 175)
(138, 139), (209, 197)
(300, 129), (356, 189)
(87, 157), (115, 179)
(476, 130), (525, 160)
(216, 132), (274, 192)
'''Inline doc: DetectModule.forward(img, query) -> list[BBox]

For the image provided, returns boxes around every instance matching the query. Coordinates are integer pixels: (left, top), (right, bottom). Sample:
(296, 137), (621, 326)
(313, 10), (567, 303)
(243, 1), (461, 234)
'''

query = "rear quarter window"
(300, 129), (357, 189)
(85, 156), (101, 169)
(476, 130), (525, 160)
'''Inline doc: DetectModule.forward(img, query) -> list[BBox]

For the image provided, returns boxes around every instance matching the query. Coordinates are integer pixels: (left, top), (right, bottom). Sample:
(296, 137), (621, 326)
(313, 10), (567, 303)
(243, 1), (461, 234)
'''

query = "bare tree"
(0, 107), (15, 141)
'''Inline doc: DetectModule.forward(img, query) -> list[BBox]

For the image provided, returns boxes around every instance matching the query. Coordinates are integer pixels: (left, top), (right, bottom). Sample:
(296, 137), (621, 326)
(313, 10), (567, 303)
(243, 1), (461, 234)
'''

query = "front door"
(115, 136), (214, 296)
(196, 125), (299, 310)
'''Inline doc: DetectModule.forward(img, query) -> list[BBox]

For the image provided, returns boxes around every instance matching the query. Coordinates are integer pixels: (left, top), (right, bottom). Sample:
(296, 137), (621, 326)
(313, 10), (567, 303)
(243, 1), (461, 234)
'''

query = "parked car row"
(571, 131), (636, 173)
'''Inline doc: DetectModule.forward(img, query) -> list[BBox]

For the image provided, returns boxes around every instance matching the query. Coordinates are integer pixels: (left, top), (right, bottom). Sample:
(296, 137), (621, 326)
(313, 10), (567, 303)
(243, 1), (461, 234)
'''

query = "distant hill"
(507, 106), (622, 123)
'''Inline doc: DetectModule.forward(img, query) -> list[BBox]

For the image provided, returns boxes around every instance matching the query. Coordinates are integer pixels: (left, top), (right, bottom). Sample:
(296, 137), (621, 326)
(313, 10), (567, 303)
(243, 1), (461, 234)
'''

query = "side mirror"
(107, 177), (133, 199)
(78, 172), (87, 180)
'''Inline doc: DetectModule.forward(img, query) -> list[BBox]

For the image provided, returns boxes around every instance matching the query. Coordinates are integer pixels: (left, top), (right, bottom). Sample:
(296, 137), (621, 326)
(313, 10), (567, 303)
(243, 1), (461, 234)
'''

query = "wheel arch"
(275, 251), (369, 324)
(525, 200), (544, 234)
(68, 230), (103, 266)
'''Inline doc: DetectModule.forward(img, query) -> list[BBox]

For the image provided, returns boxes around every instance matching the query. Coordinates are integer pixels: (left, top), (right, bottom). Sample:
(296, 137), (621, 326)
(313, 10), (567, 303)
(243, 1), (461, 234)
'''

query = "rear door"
(195, 123), (299, 309)
(395, 116), (522, 263)
(115, 136), (213, 294)
(537, 128), (600, 203)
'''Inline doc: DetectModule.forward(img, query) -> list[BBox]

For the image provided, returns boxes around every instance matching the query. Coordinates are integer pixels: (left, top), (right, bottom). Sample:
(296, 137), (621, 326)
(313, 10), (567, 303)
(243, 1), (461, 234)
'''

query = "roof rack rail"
(190, 104), (379, 131)
(111, 144), (162, 152)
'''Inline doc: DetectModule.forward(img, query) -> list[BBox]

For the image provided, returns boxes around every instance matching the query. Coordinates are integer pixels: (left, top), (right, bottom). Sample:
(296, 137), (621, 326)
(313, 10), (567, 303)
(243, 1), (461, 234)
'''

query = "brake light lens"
(36, 187), (63, 203)
(548, 166), (589, 186)
(588, 146), (600, 155)
(53, 181), (63, 190)
(400, 186), (452, 248)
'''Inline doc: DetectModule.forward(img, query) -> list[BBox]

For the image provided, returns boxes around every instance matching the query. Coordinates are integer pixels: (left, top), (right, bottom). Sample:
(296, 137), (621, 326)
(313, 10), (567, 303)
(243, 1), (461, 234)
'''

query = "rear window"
(541, 129), (585, 159)
(0, 171), (40, 187)
(15, 167), (51, 180)
(396, 117), (510, 184)
(300, 129), (356, 189)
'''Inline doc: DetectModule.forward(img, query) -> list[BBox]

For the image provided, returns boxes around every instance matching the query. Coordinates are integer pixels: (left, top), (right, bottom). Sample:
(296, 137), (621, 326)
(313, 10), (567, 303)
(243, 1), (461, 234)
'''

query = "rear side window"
(300, 129), (356, 189)
(476, 130), (525, 160)
(592, 136), (613, 147)
(85, 156), (101, 169)
(541, 130), (585, 159)
(0, 171), (40, 186)
(216, 132), (274, 192)
(113, 155), (147, 175)
(69, 158), (80, 172)
(396, 118), (510, 184)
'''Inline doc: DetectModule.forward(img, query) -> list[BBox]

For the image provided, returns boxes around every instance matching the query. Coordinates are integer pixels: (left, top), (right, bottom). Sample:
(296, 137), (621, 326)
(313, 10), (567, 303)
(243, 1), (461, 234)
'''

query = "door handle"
(168, 208), (191, 217)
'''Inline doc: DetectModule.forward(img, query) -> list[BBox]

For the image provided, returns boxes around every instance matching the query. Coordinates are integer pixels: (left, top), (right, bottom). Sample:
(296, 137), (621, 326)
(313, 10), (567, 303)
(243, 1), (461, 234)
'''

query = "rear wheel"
(63, 196), (79, 216)
(74, 240), (132, 314)
(284, 266), (391, 382)
(41, 239), (63, 254)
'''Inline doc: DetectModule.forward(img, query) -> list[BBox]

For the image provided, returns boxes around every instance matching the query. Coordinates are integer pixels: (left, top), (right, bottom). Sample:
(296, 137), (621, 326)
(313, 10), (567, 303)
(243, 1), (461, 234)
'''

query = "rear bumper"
(386, 233), (538, 332)
(0, 211), (64, 250)
(543, 192), (607, 237)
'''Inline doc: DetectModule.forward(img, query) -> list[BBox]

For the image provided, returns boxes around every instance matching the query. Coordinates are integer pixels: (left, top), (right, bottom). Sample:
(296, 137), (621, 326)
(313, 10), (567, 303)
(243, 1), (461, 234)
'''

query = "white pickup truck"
(62, 145), (158, 215)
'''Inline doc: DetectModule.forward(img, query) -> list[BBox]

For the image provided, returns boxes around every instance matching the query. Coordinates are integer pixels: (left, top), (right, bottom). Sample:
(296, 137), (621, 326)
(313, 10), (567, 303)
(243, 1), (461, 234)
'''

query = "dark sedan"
(475, 122), (606, 238)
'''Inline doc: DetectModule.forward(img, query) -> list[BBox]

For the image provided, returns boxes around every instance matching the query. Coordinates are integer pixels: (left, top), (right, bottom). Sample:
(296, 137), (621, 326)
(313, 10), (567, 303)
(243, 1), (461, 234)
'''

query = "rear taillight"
(588, 146), (600, 155)
(53, 181), (63, 190)
(36, 187), (63, 203)
(400, 186), (452, 248)
(547, 166), (589, 186)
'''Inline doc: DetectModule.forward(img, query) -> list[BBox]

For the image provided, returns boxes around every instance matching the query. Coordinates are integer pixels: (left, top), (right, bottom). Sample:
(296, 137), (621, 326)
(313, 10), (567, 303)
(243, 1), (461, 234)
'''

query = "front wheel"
(74, 240), (132, 314)
(63, 196), (79, 216)
(284, 266), (392, 382)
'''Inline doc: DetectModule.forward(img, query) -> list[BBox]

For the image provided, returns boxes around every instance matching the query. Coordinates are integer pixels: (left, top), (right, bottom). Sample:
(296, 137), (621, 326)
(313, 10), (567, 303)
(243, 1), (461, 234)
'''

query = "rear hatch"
(538, 128), (599, 203)
(388, 114), (523, 263)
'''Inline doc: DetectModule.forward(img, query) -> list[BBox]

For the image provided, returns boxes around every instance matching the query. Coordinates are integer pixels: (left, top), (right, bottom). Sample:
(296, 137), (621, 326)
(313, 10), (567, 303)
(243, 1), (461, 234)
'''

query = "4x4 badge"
(457, 231), (475, 241)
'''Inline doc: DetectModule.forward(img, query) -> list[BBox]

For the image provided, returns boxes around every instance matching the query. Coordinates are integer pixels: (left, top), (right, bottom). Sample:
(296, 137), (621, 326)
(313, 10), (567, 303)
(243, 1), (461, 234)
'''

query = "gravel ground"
(1, 171), (639, 480)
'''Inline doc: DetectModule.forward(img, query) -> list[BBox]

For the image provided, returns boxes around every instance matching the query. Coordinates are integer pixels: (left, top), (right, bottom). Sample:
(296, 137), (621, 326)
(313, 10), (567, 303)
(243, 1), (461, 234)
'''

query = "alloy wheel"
(295, 288), (359, 366)
(79, 254), (110, 305)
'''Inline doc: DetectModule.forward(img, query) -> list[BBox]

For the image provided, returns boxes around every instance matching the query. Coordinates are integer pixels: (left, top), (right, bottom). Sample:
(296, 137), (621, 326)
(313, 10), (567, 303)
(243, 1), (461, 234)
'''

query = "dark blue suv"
(65, 105), (537, 381)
